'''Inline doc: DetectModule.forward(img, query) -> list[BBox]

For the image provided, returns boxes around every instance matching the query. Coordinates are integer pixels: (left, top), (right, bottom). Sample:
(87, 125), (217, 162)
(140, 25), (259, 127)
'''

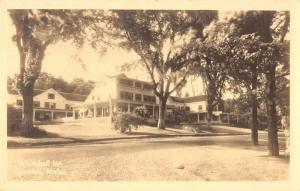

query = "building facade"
(8, 88), (87, 122)
(74, 74), (223, 123)
(7, 75), (224, 123)
(74, 74), (159, 119)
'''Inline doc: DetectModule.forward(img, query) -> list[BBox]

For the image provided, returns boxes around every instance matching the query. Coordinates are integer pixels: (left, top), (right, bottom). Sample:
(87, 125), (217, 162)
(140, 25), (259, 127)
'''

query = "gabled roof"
(58, 91), (88, 102)
(44, 88), (88, 102)
(8, 88), (88, 102)
(107, 73), (128, 79)
(7, 89), (44, 96)
(33, 89), (45, 96)
(170, 95), (207, 103)
(106, 73), (153, 84)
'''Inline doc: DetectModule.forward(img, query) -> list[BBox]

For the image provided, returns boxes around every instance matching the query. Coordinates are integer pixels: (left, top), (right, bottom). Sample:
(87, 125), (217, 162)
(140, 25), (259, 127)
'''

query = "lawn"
(7, 119), (250, 147)
(7, 134), (289, 181)
(7, 120), (288, 181)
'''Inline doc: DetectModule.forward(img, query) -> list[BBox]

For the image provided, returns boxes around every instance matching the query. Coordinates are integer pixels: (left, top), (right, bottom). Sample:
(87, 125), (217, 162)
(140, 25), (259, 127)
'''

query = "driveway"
(7, 121), (251, 148)
(7, 134), (288, 181)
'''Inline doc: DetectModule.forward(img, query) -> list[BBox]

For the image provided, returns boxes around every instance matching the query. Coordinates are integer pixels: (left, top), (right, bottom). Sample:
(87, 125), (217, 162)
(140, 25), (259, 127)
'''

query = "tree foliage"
(9, 10), (94, 90)
(227, 11), (290, 155)
(9, 10), (102, 135)
(103, 10), (217, 129)
(7, 72), (95, 95)
(189, 20), (231, 127)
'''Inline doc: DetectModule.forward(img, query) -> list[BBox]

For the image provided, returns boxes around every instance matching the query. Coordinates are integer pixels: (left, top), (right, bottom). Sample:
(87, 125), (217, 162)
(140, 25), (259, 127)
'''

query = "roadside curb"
(7, 132), (249, 149)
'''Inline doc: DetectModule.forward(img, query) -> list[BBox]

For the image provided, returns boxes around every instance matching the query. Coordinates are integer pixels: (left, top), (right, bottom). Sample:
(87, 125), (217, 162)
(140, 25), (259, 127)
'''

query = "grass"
(7, 135), (289, 181)
(7, 121), (289, 181)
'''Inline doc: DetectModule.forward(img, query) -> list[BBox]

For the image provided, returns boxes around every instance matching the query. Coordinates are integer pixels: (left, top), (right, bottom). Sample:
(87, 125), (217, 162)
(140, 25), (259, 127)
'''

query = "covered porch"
(33, 108), (73, 122)
(73, 100), (159, 119)
(189, 111), (227, 124)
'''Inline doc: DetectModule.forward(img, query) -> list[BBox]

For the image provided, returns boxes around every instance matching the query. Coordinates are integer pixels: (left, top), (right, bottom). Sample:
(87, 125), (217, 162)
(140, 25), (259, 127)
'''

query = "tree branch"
(167, 73), (187, 96)
(275, 72), (289, 79)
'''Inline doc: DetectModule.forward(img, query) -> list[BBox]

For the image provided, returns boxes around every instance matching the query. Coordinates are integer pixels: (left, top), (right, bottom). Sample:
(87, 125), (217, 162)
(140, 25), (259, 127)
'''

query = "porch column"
(152, 106), (155, 119)
(93, 103), (97, 118)
(109, 101), (112, 117)
(51, 111), (54, 121)
(227, 114), (230, 124)
(73, 109), (75, 119)
(197, 113), (200, 123)
(109, 101), (113, 129)
(127, 103), (130, 112)
(65, 112), (68, 118)
(33, 109), (36, 122)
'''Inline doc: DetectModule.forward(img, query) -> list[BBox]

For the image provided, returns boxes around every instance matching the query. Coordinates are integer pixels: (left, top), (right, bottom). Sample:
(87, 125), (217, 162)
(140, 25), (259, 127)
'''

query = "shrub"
(166, 108), (190, 124)
(112, 112), (145, 133)
(144, 118), (157, 127)
(7, 104), (22, 135)
(133, 106), (150, 118)
(228, 114), (267, 130)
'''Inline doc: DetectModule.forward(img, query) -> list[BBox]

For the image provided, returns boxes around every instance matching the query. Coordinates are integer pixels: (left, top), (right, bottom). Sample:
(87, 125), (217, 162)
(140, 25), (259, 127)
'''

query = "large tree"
(190, 20), (231, 127)
(105, 10), (217, 129)
(9, 10), (98, 135)
(229, 11), (289, 155)
(226, 34), (266, 145)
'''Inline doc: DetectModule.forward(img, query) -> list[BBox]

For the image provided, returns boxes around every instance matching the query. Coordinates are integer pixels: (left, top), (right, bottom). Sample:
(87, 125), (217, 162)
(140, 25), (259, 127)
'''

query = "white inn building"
(8, 74), (224, 123)
(8, 88), (87, 122)
(73, 74), (224, 123)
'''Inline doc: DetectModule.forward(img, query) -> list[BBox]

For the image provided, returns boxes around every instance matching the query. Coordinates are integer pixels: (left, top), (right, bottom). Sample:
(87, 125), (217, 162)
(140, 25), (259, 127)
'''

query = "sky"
(4, 11), (143, 82)
(3, 11), (212, 97)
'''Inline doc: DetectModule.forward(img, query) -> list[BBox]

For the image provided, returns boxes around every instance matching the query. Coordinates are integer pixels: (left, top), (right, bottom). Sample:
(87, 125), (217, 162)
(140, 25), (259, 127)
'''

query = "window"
(33, 101), (40, 108)
(143, 95), (156, 103)
(119, 79), (133, 87)
(48, 93), (55, 99)
(120, 91), (133, 100)
(198, 105), (203, 111)
(135, 81), (142, 89)
(117, 103), (128, 112)
(50, 103), (56, 109)
(135, 94), (142, 101)
(212, 104), (221, 111)
(16, 99), (23, 106)
(143, 83), (153, 90)
(65, 104), (71, 110)
(185, 106), (190, 111)
(44, 102), (50, 108)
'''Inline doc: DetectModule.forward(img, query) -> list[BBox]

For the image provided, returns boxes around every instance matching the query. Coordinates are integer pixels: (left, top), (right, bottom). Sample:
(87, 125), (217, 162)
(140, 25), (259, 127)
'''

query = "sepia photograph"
(1, 1), (299, 190)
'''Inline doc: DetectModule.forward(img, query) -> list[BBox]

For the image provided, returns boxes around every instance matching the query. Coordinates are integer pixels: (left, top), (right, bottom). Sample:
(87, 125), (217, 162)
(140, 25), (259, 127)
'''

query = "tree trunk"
(206, 98), (213, 128)
(265, 65), (279, 156)
(251, 68), (259, 145)
(157, 98), (167, 129)
(21, 84), (35, 136)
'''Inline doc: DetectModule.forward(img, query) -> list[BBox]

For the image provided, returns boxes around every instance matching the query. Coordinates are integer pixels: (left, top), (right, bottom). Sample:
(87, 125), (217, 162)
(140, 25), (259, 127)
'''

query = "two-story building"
(8, 88), (87, 122)
(170, 95), (223, 123)
(74, 74), (158, 119)
(74, 74), (223, 123)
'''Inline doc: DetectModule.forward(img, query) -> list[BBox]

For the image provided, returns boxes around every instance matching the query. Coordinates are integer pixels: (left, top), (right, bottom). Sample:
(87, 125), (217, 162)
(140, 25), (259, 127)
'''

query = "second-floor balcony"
(119, 91), (156, 104)
(118, 78), (154, 91)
